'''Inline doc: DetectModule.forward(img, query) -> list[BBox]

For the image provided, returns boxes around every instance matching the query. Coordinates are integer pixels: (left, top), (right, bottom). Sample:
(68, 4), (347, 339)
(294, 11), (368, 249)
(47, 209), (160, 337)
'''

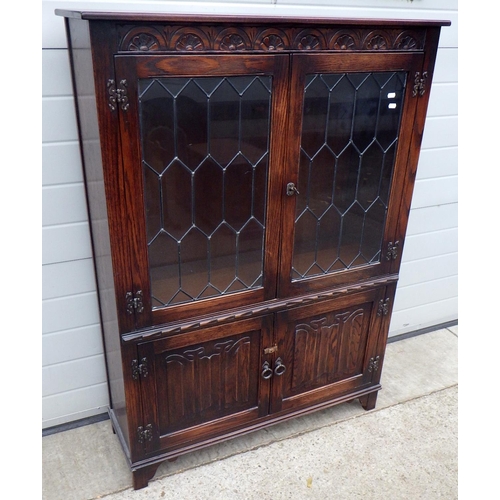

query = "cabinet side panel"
(66, 18), (128, 446)
(392, 27), (443, 271)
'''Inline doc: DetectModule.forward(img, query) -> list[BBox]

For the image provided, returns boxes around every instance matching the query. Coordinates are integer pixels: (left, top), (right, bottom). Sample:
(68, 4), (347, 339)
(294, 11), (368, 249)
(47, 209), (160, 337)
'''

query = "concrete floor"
(43, 326), (458, 500)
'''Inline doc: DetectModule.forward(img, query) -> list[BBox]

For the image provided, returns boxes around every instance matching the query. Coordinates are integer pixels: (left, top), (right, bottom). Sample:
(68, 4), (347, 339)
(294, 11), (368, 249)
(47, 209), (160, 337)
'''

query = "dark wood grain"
(391, 27), (444, 275)
(138, 316), (272, 452)
(59, 11), (447, 489)
(273, 288), (384, 413)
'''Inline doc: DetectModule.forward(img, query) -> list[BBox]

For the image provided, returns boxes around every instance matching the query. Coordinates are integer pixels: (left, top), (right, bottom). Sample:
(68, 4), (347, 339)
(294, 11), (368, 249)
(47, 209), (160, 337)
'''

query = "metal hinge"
(126, 290), (144, 314)
(368, 356), (380, 373)
(412, 71), (428, 97)
(137, 424), (153, 444)
(132, 357), (149, 380)
(107, 79), (129, 111)
(377, 298), (390, 317)
(385, 241), (399, 261)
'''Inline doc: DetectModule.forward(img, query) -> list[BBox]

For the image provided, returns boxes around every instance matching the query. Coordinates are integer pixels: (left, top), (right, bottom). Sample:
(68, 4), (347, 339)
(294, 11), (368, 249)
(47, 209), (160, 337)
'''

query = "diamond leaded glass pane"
(292, 72), (407, 280)
(139, 76), (271, 308)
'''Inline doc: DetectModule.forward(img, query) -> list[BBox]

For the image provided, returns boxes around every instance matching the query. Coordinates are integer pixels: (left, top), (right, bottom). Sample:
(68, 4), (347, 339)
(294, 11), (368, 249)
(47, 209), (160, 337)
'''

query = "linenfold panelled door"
(137, 315), (273, 454)
(114, 54), (289, 330)
(271, 287), (386, 414)
(279, 52), (424, 298)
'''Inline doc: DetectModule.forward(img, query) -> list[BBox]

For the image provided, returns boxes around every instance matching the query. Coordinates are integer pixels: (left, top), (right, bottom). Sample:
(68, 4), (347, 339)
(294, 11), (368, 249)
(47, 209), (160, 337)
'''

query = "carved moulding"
(121, 27), (166, 51)
(171, 27), (210, 51)
(329, 30), (359, 50)
(215, 28), (252, 51)
(293, 29), (327, 51)
(255, 29), (288, 51)
(363, 30), (389, 50)
(395, 31), (421, 50)
(118, 24), (424, 53)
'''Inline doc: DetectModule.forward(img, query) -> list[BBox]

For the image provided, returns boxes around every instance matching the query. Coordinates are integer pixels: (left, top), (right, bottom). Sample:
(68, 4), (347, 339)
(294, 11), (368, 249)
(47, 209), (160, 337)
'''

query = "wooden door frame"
(278, 52), (424, 299)
(113, 53), (290, 330)
(136, 314), (274, 455)
(271, 287), (386, 414)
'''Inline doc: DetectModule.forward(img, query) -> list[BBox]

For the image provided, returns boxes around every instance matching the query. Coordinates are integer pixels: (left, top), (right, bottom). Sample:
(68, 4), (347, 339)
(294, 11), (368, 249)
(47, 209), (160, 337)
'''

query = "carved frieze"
(119, 24), (425, 53)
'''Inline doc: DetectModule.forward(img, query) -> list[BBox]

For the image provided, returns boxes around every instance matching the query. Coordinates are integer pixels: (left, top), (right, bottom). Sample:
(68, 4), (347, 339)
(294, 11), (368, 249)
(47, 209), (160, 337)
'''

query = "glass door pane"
(292, 71), (407, 281)
(138, 76), (272, 308)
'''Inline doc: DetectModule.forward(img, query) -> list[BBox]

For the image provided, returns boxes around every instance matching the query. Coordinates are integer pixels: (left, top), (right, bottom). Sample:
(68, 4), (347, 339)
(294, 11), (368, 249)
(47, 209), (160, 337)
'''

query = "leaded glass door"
(279, 52), (424, 297)
(115, 55), (289, 328)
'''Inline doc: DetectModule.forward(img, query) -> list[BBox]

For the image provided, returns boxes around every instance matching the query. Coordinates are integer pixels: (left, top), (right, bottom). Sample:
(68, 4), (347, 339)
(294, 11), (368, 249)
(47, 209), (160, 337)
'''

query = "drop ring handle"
(261, 361), (273, 380)
(274, 357), (286, 376)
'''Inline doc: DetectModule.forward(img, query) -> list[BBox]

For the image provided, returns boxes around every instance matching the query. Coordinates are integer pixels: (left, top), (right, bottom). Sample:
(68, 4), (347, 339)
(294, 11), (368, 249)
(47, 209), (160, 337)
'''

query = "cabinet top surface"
(55, 10), (451, 27)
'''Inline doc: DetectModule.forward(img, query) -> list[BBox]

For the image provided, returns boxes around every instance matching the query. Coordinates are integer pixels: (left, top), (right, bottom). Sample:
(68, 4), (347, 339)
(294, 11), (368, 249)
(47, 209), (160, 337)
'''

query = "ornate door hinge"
(368, 356), (380, 373)
(107, 79), (129, 111)
(413, 71), (428, 97)
(132, 357), (149, 380)
(377, 298), (390, 317)
(385, 241), (399, 261)
(137, 424), (153, 444)
(126, 290), (144, 314)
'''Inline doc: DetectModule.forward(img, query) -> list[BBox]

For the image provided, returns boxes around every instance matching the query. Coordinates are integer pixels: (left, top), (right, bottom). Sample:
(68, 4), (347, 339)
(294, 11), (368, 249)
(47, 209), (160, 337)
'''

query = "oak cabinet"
(57, 9), (449, 489)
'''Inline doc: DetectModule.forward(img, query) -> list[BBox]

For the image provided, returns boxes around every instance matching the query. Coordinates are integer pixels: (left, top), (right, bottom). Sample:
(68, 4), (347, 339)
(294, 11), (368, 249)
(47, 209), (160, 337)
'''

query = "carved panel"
(121, 27), (165, 51)
(363, 30), (389, 50)
(171, 27), (210, 51)
(292, 317), (340, 390)
(254, 28), (289, 51)
(158, 334), (259, 433)
(215, 28), (252, 51)
(289, 306), (369, 393)
(340, 309), (366, 374)
(329, 30), (358, 50)
(118, 24), (425, 52)
(293, 29), (327, 50)
(395, 31), (420, 50)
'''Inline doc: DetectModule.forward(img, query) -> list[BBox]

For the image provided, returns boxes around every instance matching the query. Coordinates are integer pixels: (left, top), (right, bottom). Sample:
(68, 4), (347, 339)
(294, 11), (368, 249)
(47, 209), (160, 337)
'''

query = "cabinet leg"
(132, 463), (161, 490)
(359, 391), (378, 411)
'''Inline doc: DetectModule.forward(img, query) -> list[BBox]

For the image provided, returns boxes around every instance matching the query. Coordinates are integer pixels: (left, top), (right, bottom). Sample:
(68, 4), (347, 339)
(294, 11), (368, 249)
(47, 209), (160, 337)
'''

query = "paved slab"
(105, 386), (458, 500)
